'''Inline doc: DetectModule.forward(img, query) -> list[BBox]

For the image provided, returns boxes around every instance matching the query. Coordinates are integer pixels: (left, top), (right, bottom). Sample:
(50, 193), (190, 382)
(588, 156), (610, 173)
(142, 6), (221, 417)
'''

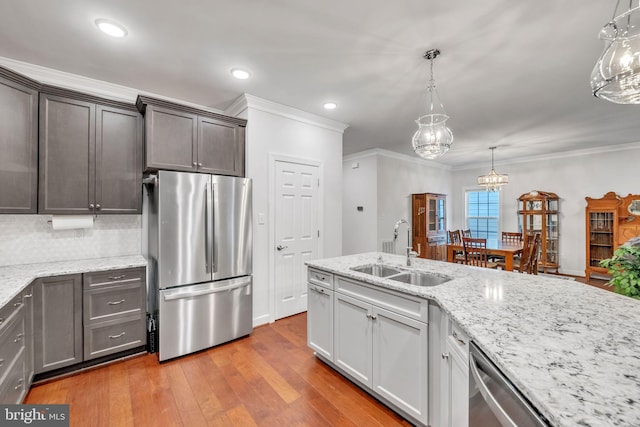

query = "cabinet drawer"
(83, 267), (145, 290)
(0, 349), (25, 404)
(83, 283), (144, 324)
(308, 268), (334, 289)
(0, 294), (24, 331)
(84, 315), (146, 361)
(448, 321), (470, 362)
(0, 306), (25, 383)
(336, 277), (428, 323)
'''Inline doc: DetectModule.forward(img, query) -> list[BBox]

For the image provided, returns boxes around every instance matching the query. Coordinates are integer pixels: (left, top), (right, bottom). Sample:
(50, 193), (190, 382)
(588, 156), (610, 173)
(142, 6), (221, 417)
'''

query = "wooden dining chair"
(501, 232), (523, 243)
(517, 233), (541, 274)
(462, 237), (498, 269)
(448, 230), (464, 263)
(462, 229), (472, 238)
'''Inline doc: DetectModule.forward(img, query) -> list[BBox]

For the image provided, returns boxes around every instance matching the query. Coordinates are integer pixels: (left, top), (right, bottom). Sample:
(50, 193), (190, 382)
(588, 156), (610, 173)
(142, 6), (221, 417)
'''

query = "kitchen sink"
(388, 271), (451, 287)
(351, 264), (403, 277)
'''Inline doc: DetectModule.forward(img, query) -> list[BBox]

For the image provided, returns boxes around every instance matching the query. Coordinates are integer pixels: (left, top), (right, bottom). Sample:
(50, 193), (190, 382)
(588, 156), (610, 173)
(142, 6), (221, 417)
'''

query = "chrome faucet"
(393, 219), (419, 266)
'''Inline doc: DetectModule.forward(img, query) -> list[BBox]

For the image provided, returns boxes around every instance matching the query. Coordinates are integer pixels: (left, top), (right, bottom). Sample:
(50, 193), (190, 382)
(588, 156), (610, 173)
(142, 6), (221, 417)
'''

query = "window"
(466, 191), (499, 240)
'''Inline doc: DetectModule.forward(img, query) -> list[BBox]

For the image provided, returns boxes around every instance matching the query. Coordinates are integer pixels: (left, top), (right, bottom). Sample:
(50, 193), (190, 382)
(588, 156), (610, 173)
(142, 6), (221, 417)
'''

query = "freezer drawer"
(158, 276), (252, 361)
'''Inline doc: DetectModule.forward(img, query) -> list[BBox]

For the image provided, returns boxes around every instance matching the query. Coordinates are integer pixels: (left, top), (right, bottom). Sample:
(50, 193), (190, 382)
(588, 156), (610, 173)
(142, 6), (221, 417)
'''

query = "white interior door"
(274, 160), (319, 320)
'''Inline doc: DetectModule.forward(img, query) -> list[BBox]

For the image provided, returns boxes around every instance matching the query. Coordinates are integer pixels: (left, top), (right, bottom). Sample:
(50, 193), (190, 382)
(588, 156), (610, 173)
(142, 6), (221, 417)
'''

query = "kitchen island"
(306, 252), (640, 427)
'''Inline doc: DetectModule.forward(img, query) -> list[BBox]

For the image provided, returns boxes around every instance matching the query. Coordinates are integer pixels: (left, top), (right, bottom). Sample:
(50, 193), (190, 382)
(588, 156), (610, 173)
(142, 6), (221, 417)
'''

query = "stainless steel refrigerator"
(145, 170), (252, 361)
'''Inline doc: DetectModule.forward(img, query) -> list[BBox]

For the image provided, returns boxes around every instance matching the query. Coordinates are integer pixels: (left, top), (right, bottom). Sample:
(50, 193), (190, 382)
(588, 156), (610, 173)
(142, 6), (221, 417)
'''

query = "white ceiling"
(1, 0), (638, 167)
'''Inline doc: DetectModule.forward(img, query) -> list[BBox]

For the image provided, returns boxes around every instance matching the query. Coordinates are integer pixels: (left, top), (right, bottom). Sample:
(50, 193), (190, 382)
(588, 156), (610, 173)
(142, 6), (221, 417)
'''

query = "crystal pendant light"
(591, 0), (640, 104)
(477, 147), (509, 192)
(412, 49), (453, 159)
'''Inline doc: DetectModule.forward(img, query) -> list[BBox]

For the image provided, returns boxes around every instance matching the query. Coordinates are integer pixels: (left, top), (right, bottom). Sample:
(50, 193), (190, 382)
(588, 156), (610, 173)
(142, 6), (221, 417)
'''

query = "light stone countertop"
(306, 252), (640, 427)
(0, 255), (147, 308)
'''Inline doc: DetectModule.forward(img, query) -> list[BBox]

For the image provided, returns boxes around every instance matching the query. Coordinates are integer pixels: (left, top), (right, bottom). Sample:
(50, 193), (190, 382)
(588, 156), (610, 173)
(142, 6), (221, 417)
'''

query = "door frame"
(268, 153), (324, 323)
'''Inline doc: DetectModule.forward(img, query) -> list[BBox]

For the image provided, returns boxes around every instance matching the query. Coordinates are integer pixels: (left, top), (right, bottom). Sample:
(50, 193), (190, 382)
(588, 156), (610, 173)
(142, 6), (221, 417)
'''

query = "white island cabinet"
(307, 268), (334, 361)
(309, 269), (430, 426)
(443, 321), (470, 427)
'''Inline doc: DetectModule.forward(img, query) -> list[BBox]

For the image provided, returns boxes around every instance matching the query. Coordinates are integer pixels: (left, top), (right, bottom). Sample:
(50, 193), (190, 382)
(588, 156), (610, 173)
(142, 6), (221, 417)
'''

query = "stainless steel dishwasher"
(469, 342), (549, 427)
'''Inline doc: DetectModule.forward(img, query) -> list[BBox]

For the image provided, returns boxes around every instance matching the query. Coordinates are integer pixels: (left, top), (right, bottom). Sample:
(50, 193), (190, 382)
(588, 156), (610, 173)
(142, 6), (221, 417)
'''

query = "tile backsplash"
(0, 215), (141, 267)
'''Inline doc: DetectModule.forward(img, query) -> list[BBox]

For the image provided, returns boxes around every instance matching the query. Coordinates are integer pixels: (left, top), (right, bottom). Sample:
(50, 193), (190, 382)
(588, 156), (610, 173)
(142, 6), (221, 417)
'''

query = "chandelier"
(591, 0), (640, 104)
(412, 49), (453, 159)
(477, 147), (509, 192)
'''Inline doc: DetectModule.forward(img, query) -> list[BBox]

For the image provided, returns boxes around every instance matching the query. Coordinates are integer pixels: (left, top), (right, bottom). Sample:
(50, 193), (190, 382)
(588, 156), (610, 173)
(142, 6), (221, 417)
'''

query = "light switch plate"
(258, 213), (266, 225)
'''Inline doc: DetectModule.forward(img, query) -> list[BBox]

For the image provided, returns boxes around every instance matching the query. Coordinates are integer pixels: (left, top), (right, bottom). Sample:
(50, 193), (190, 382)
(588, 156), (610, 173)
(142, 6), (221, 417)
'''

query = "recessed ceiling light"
(95, 19), (128, 38)
(323, 102), (337, 110)
(231, 68), (251, 80)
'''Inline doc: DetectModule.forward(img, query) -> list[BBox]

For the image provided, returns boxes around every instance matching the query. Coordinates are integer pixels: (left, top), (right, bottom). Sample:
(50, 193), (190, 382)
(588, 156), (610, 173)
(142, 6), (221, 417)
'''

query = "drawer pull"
(14, 379), (23, 390)
(13, 301), (22, 308)
(0, 317), (4, 325)
(109, 332), (126, 339)
(453, 331), (466, 346)
(315, 274), (326, 281)
(14, 333), (24, 343)
(312, 286), (325, 294)
(23, 293), (33, 299)
(108, 275), (127, 280)
(108, 299), (126, 306)
(0, 358), (4, 367)
(442, 352), (450, 360)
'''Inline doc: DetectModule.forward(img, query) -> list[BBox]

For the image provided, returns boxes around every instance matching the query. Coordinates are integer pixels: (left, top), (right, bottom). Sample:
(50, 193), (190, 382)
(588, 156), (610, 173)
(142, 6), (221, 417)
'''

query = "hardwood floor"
(25, 313), (412, 427)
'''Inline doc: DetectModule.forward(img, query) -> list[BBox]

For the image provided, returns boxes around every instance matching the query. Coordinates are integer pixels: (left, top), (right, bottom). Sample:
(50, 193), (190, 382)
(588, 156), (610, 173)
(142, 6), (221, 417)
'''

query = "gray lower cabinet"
(33, 274), (83, 374)
(0, 66), (39, 214)
(137, 95), (246, 176)
(82, 267), (146, 361)
(0, 292), (29, 403)
(39, 89), (143, 214)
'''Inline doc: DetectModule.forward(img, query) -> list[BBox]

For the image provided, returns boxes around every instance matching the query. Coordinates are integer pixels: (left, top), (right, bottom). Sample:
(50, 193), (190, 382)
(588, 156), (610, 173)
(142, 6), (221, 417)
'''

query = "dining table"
(446, 239), (524, 271)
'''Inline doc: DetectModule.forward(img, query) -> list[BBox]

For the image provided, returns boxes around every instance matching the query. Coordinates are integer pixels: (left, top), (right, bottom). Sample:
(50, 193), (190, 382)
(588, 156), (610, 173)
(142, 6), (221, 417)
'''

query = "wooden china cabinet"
(585, 192), (640, 281)
(411, 193), (447, 261)
(517, 191), (559, 273)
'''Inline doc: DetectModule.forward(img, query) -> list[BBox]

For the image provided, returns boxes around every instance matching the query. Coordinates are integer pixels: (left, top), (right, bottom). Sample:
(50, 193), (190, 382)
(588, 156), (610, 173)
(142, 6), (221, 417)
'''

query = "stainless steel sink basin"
(388, 271), (451, 287)
(351, 264), (403, 277)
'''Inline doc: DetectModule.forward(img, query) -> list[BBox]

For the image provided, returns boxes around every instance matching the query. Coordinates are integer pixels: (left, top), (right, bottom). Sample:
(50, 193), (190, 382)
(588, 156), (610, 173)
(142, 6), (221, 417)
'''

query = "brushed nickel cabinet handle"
(14, 333), (24, 343)
(198, 163), (203, 167)
(442, 352), (450, 360)
(193, 162), (198, 166)
(109, 332), (126, 339)
(108, 275), (126, 280)
(108, 299), (125, 305)
(453, 331), (466, 345)
(89, 203), (95, 209)
(366, 313), (372, 319)
(13, 301), (22, 308)
(14, 379), (23, 390)
(96, 204), (101, 210)
(315, 274), (326, 281)
(23, 293), (32, 299)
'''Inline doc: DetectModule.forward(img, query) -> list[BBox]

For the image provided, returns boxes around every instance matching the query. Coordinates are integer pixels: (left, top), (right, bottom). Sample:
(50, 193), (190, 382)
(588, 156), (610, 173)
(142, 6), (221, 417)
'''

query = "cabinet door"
(307, 284), (334, 360)
(95, 105), (143, 213)
(372, 306), (429, 425)
(334, 292), (372, 387)
(34, 274), (83, 374)
(39, 94), (95, 214)
(447, 338), (469, 427)
(144, 105), (197, 172)
(0, 75), (38, 213)
(197, 116), (245, 176)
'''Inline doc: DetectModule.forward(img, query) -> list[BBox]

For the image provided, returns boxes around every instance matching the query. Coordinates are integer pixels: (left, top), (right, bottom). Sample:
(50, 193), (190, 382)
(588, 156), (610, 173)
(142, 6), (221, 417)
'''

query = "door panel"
(197, 117), (244, 176)
(157, 171), (210, 288)
(38, 94), (95, 214)
(211, 175), (252, 280)
(145, 106), (197, 171)
(274, 160), (319, 319)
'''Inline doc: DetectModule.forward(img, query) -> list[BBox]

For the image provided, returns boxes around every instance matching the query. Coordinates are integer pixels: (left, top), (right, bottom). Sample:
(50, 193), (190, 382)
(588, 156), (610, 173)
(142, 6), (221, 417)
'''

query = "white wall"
(342, 149), (452, 255)
(226, 95), (346, 326)
(342, 154), (377, 255)
(451, 144), (640, 276)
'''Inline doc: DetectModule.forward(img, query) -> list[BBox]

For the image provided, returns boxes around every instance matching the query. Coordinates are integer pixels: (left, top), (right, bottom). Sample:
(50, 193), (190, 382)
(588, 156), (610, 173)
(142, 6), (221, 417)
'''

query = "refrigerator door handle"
(212, 182), (218, 273)
(162, 279), (251, 301)
(205, 181), (213, 274)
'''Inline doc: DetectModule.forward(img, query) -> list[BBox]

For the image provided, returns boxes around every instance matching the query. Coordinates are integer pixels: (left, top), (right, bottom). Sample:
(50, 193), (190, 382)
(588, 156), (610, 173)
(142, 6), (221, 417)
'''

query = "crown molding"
(343, 148), (452, 170)
(0, 56), (226, 114)
(225, 93), (349, 134)
(452, 141), (640, 171)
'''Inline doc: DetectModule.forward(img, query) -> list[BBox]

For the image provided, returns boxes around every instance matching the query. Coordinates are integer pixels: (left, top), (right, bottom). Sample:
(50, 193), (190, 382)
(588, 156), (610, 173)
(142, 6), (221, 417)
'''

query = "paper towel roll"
(51, 215), (94, 230)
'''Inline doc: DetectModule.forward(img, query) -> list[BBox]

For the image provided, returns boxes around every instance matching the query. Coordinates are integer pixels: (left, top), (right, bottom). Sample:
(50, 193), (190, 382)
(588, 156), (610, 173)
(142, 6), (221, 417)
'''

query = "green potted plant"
(600, 236), (640, 299)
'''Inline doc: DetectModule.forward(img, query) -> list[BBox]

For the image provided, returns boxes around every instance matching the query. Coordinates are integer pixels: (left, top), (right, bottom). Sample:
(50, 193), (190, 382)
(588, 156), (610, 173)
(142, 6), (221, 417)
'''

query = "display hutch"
(517, 191), (559, 273)
(411, 193), (447, 261)
(585, 192), (640, 281)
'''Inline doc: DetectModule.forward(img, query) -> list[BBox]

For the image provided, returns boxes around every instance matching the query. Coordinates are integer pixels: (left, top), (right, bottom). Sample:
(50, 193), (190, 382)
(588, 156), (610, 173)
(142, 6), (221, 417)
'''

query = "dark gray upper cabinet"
(0, 67), (40, 214)
(137, 95), (246, 177)
(39, 87), (143, 214)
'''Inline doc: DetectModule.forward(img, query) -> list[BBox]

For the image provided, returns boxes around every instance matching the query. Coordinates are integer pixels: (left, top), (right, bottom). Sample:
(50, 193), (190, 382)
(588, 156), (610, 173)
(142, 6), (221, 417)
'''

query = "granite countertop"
(0, 255), (147, 308)
(307, 252), (640, 427)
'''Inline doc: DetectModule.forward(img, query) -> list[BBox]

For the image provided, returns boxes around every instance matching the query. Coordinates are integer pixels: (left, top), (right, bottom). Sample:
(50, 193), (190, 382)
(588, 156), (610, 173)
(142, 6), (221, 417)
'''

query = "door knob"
(276, 244), (288, 251)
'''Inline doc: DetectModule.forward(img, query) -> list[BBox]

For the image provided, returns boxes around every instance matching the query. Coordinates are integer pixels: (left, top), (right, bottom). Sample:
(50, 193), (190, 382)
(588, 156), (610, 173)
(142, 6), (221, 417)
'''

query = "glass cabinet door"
(428, 198), (436, 231)
(437, 198), (446, 232)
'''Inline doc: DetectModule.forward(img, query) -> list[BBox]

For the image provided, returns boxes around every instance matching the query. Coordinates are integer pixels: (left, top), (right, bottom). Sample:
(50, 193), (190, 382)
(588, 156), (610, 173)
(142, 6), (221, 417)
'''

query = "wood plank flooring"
(25, 313), (412, 427)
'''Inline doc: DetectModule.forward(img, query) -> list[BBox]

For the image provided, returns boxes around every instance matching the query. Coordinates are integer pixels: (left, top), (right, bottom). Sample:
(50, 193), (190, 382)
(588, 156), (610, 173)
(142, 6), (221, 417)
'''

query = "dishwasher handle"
(163, 279), (251, 301)
(469, 351), (517, 427)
